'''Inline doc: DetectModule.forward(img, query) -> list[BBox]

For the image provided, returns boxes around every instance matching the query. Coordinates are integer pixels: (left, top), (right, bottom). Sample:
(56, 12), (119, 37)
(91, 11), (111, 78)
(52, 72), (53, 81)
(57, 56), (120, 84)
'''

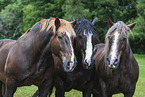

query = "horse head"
(50, 17), (77, 72)
(72, 17), (100, 69)
(105, 17), (136, 69)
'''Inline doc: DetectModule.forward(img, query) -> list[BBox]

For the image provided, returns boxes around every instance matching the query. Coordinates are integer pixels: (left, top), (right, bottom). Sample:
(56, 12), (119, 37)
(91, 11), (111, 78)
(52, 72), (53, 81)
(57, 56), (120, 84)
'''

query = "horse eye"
(58, 36), (63, 40)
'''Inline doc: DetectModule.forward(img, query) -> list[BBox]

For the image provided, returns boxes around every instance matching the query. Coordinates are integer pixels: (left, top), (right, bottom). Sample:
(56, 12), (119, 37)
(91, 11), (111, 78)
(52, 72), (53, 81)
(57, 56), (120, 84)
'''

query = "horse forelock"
(57, 19), (76, 37)
(39, 19), (56, 34)
(105, 21), (131, 39)
(74, 18), (97, 35)
(105, 21), (132, 50)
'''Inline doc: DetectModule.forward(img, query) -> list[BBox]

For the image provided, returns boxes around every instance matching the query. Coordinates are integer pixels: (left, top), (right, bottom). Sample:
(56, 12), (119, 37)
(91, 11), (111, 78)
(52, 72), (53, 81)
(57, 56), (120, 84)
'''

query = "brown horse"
(93, 18), (139, 97)
(53, 18), (100, 97)
(0, 17), (77, 97)
(32, 17), (100, 97)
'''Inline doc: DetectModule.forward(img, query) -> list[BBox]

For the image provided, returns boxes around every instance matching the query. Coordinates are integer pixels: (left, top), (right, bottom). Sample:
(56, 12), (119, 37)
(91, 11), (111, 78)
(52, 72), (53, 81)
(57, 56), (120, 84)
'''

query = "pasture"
(14, 54), (145, 97)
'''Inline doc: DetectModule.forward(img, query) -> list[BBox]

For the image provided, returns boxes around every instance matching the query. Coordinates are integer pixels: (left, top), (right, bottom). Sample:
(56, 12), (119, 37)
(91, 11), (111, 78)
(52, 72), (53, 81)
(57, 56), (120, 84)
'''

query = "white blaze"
(110, 31), (120, 61)
(65, 31), (75, 63)
(85, 32), (93, 63)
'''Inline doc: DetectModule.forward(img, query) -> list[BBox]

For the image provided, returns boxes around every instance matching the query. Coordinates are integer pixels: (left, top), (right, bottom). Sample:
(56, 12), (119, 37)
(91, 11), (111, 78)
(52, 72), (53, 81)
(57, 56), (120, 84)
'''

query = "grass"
(14, 54), (145, 97)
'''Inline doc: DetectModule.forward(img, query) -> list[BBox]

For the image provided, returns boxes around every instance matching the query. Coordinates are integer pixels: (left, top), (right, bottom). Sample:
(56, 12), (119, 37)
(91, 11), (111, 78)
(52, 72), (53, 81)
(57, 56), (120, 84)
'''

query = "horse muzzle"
(83, 58), (95, 69)
(63, 61), (76, 72)
(107, 56), (120, 69)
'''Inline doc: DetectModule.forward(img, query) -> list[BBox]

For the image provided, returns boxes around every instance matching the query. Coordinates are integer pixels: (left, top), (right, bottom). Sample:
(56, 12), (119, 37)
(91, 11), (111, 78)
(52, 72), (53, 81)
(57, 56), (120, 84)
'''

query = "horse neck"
(120, 44), (132, 66)
(17, 29), (53, 57)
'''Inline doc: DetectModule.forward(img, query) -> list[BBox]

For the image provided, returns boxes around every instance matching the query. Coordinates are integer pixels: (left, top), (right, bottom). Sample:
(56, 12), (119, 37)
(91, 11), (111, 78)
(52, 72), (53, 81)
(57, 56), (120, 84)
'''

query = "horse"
(32, 17), (100, 97)
(93, 17), (139, 97)
(72, 17), (100, 69)
(0, 17), (77, 97)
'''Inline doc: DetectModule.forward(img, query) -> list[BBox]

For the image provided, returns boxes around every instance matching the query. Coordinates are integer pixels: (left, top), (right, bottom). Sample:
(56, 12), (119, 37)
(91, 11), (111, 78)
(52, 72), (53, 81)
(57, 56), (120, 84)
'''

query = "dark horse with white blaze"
(93, 18), (139, 97)
(0, 17), (77, 97)
(33, 17), (100, 97)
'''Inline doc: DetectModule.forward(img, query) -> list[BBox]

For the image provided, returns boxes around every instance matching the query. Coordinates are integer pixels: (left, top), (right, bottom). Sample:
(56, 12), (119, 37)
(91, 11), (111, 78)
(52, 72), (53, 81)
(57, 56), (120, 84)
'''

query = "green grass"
(14, 54), (145, 97)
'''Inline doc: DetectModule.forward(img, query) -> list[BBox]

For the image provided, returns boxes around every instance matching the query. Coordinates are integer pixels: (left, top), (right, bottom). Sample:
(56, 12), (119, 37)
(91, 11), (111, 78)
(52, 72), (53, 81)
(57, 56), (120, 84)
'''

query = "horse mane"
(39, 17), (76, 37)
(19, 28), (31, 38)
(74, 18), (98, 35)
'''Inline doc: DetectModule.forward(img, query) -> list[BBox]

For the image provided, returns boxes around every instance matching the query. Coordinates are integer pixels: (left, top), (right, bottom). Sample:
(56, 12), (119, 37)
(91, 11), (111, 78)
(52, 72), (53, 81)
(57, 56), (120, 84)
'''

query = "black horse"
(0, 17), (77, 97)
(93, 17), (139, 97)
(33, 17), (100, 97)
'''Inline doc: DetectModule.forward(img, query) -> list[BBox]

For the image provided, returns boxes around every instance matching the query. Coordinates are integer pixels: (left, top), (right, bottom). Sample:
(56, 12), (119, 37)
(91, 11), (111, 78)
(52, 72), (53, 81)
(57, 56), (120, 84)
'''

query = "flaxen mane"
(40, 18), (76, 37)
(19, 17), (76, 40)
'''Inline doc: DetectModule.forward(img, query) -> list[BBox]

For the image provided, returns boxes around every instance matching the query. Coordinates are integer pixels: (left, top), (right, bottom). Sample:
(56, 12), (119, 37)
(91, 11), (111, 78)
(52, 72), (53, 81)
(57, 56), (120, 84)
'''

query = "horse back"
(0, 39), (15, 49)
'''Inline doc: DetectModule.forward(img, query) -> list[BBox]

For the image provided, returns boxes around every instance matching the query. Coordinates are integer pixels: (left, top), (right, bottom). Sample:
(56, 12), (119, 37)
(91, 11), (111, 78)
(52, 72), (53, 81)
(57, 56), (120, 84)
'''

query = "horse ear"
(71, 20), (77, 28)
(107, 17), (114, 28)
(71, 17), (75, 21)
(55, 17), (61, 30)
(128, 22), (136, 30)
(92, 17), (98, 26)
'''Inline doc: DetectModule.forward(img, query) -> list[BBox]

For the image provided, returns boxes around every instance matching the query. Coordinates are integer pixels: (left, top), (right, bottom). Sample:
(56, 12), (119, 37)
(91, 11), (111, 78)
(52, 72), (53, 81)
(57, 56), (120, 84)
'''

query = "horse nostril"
(114, 58), (118, 64)
(115, 58), (118, 62)
(67, 61), (73, 67)
(84, 60), (88, 65)
(107, 57), (109, 61)
(107, 57), (110, 64)
(114, 58), (119, 64)
(67, 61), (74, 70)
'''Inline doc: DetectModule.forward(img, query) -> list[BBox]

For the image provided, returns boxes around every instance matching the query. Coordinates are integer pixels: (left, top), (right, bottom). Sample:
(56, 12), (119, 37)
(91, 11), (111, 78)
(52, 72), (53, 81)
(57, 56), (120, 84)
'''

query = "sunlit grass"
(14, 54), (145, 97)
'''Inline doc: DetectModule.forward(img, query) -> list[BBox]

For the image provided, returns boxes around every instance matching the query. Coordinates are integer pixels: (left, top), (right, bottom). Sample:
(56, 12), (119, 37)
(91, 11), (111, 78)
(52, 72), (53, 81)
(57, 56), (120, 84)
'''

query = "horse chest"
(102, 68), (131, 92)
(65, 70), (93, 91)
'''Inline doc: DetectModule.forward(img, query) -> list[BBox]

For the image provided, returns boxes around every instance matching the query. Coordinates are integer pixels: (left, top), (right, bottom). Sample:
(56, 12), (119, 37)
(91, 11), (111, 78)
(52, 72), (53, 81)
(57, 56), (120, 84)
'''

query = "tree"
(89, 0), (137, 42)
(62, 0), (91, 21)
(129, 0), (145, 53)
(0, 0), (29, 39)
(22, 0), (65, 32)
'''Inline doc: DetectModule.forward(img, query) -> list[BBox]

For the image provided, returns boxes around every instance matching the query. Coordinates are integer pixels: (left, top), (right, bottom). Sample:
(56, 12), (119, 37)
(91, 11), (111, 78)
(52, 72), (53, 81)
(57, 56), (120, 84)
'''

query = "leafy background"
(0, 0), (145, 53)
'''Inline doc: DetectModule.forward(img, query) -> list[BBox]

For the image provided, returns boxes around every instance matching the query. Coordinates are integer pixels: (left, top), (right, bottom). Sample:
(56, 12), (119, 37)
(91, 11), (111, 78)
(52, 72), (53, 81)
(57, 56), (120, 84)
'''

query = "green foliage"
(131, 16), (145, 53)
(0, 1), (23, 39)
(126, 0), (145, 54)
(0, 0), (144, 53)
(22, 0), (65, 31)
(62, 0), (91, 21)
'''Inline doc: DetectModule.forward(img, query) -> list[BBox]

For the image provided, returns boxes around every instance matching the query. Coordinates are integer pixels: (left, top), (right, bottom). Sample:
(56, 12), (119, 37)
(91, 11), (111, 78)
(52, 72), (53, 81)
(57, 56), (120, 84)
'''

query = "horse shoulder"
(129, 49), (139, 81)
(4, 42), (32, 80)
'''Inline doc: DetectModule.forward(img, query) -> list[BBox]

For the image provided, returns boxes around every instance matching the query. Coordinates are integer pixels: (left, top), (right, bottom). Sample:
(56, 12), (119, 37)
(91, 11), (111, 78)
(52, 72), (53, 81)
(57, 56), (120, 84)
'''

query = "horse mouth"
(83, 59), (95, 69)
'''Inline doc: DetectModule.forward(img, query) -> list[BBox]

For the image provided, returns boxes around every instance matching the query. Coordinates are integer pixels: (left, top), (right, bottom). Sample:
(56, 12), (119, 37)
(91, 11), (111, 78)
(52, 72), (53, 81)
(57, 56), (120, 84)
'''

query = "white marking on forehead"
(65, 31), (75, 63)
(85, 32), (93, 63)
(110, 31), (120, 60)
